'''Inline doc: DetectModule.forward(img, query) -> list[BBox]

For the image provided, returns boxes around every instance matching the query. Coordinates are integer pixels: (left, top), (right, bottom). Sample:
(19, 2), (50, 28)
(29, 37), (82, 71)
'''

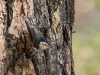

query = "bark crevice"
(0, 0), (75, 75)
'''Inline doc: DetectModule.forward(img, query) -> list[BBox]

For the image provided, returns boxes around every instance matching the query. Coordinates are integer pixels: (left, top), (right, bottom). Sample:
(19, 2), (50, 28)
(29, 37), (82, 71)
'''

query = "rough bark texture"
(0, 0), (75, 75)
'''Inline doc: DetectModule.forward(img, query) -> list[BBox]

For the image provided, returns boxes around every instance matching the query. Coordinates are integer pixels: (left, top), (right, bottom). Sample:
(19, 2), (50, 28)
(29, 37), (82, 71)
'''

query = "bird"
(24, 17), (50, 50)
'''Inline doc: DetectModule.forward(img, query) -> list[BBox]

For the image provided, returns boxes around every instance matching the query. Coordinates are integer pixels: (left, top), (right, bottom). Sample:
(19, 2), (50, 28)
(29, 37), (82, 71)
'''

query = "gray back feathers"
(24, 17), (45, 49)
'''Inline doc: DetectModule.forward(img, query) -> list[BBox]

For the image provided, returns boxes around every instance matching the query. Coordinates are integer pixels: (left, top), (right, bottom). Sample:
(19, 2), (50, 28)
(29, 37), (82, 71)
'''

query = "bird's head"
(39, 41), (50, 50)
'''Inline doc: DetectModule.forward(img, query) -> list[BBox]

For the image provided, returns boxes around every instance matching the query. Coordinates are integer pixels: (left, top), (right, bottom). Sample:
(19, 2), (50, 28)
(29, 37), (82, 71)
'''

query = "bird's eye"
(44, 44), (47, 46)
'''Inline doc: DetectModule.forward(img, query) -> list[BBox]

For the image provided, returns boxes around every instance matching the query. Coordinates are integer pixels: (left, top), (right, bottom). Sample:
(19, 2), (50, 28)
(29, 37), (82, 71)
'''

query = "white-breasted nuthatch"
(24, 17), (50, 50)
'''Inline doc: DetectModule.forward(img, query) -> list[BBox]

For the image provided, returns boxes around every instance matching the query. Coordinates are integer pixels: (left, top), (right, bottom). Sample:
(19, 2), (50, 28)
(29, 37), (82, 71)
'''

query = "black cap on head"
(40, 37), (50, 46)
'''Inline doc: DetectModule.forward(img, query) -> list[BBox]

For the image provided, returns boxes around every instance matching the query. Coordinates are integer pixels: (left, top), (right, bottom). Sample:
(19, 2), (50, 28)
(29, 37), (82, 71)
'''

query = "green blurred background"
(73, 0), (100, 75)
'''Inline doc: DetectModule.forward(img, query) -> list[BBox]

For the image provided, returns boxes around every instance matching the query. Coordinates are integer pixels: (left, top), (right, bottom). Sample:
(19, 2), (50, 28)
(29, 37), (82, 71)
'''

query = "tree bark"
(0, 0), (75, 75)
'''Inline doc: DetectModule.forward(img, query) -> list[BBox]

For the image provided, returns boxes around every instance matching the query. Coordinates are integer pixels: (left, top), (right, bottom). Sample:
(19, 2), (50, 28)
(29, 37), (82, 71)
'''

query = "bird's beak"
(48, 45), (50, 48)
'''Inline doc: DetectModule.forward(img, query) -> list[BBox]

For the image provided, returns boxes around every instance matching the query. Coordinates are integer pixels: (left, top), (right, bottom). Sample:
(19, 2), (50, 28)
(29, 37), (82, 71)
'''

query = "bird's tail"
(24, 16), (35, 41)
(24, 16), (37, 31)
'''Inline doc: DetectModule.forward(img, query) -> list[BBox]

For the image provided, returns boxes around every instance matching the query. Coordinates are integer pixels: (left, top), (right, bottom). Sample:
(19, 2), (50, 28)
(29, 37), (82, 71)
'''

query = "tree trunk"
(0, 0), (75, 75)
